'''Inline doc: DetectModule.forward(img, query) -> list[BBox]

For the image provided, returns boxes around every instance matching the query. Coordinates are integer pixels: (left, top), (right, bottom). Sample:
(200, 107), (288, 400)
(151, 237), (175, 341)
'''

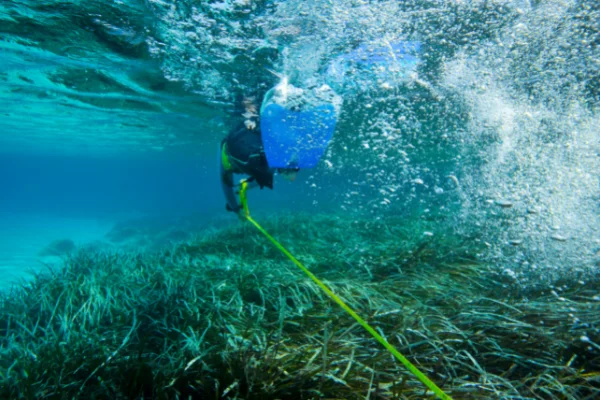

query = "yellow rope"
(238, 181), (452, 399)
(221, 143), (233, 171)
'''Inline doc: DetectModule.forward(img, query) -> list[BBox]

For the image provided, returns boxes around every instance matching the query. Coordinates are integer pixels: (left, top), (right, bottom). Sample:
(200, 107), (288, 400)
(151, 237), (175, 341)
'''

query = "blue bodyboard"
(260, 103), (336, 169)
(325, 41), (421, 92)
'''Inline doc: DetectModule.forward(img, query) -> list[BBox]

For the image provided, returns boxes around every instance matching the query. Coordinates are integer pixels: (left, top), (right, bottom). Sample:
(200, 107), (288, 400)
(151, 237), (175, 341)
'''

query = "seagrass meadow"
(1, 213), (598, 399)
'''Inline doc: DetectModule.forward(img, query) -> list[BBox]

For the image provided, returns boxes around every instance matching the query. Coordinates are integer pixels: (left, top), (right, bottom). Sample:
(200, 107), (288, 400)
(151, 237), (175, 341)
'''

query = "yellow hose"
(238, 180), (452, 399)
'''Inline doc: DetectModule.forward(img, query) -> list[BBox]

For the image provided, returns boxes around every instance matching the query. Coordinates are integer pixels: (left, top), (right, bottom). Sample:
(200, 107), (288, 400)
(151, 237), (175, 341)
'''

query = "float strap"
(238, 180), (452, 400)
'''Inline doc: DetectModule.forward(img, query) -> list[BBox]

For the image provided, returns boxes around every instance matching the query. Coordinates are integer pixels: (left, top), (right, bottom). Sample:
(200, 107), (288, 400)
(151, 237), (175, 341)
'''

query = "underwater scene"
(1, 0), (599, 398)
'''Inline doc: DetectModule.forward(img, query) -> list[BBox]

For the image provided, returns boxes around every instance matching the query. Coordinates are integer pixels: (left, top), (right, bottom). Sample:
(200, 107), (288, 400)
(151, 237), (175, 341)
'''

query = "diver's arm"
(221, 160), (241, 213)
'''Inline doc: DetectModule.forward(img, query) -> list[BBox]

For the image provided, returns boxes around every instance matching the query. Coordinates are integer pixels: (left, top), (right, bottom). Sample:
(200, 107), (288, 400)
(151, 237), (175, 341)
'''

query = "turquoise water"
(2, 0), (598, 287)
(0, 1), (599, 397)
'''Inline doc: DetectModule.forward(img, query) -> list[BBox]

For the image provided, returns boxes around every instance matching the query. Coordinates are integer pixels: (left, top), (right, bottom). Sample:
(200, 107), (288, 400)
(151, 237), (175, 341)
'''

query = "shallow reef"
(1, 213), (598, 399)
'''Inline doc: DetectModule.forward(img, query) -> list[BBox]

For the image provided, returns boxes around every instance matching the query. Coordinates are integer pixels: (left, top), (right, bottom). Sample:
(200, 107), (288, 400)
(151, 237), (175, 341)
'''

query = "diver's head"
(278, 168), (300, 182)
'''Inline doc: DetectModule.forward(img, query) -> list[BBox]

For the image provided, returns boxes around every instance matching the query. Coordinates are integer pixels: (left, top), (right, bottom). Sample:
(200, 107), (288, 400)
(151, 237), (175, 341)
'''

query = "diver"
(220, 81), (340, 216)
(220, 116), (298, 214)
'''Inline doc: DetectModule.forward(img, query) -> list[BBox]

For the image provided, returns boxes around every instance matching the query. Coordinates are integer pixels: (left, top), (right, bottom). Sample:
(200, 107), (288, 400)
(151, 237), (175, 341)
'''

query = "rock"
(38, 239), (76, 256)
(81, 240), (113, 252)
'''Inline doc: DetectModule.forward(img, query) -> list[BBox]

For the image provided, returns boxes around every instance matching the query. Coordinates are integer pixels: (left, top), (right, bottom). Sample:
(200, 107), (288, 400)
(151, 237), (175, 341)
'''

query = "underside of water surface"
(1, 0), (599, 398)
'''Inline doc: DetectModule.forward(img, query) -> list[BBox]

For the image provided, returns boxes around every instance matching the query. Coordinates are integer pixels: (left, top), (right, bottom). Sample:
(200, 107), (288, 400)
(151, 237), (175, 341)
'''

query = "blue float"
(260, 103), (336, 169)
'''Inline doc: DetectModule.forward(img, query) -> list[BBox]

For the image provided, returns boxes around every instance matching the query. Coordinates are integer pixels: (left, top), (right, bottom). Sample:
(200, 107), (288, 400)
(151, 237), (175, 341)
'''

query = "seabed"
(1, 214), (598, 399)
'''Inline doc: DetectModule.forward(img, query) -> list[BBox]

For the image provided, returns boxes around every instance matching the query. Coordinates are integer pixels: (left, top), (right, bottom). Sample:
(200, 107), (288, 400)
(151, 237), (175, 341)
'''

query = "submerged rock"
(81, 240), (113, 252)
(38, 239), (76, 256)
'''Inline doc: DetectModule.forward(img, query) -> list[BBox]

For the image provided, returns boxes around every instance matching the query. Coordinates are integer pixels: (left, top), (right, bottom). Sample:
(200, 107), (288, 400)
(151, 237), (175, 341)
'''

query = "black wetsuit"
(220, 123), (274, 212)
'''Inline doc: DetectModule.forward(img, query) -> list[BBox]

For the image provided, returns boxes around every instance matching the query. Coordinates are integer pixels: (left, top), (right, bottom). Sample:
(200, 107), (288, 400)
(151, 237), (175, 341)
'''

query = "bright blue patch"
(260, 103), (336, 169)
